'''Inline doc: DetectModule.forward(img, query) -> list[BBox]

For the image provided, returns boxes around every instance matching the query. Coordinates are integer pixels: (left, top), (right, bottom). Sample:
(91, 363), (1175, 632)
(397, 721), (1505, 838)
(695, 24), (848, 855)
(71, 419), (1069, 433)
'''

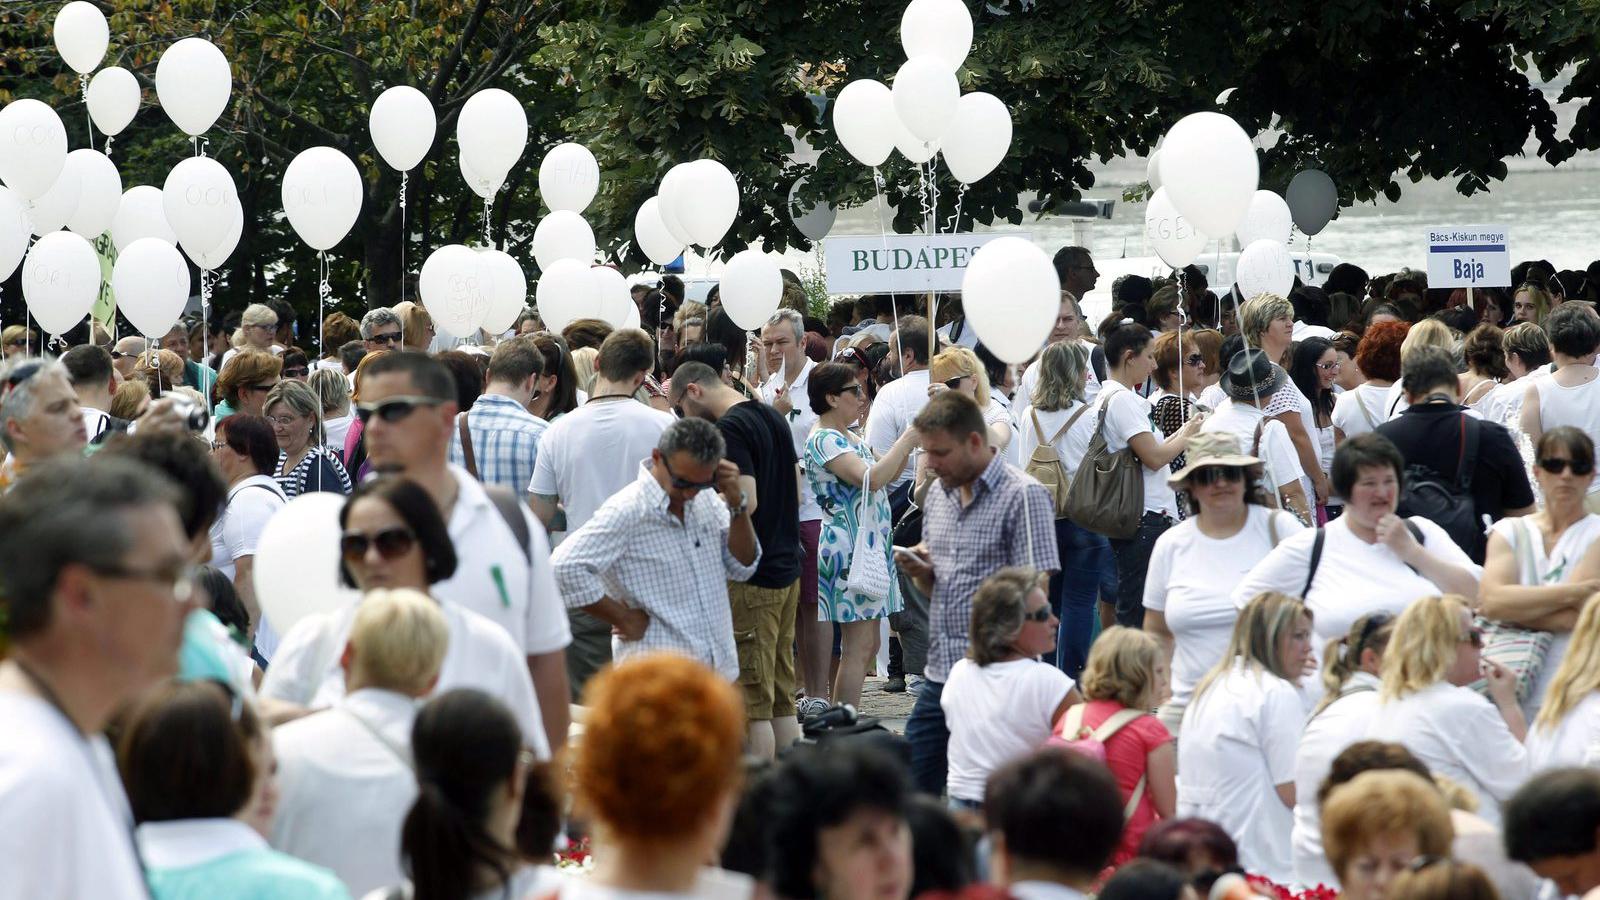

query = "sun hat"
(1168, 431), (1263, 485)
(1218, 347), (1286, 402)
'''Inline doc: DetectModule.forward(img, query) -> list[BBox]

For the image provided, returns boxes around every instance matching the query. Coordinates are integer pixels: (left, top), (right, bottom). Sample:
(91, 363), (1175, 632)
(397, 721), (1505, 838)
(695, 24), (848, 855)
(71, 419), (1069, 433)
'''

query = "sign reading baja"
(1426, 225), (1510, 289)
(824, 232), (1032, 294)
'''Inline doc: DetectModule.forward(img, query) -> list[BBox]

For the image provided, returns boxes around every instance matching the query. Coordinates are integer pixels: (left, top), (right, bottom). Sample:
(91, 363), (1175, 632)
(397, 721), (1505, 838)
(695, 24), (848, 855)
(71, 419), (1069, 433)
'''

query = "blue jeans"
(1108, 511), (1174, 627)
(906, 678), (948, 796)
(1051, 518), (1110, 679)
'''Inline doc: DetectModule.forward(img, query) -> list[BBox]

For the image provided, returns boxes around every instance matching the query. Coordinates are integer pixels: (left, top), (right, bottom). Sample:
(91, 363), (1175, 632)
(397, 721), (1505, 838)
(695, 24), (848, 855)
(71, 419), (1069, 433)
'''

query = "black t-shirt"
(718, 400), (802, 588)
(1375, 402), (1535, 527)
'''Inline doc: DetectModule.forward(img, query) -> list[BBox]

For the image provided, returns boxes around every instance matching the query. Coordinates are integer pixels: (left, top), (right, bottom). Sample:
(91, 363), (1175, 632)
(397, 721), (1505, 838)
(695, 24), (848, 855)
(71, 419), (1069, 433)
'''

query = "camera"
(169, 396), (210, 432)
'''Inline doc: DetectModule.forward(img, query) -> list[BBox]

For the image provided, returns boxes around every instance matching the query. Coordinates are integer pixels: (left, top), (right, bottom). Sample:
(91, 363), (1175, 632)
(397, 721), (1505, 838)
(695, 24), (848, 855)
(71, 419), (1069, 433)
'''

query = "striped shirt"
(275, 445), (352, 498)
(447, 393), (549, 493)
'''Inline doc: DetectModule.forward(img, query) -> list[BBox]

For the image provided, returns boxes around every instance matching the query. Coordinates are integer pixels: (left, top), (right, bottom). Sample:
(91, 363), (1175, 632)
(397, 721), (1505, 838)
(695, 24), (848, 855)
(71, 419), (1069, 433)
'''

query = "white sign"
(824, 232), (1032, 294)
(1426, 224), (1510, 288)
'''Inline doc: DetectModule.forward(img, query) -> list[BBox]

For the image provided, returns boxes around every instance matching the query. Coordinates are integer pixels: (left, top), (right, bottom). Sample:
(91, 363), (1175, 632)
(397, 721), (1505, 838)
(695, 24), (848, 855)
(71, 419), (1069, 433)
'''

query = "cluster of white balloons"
(831, 0), (1011, 185)
(632, 158), (739, 267)
(418, 244), (535, 339)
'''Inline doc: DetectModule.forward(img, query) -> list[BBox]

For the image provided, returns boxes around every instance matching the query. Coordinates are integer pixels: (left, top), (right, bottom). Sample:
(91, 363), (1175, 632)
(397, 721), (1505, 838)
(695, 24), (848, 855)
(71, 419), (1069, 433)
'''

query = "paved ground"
(856, 675), (917, 733)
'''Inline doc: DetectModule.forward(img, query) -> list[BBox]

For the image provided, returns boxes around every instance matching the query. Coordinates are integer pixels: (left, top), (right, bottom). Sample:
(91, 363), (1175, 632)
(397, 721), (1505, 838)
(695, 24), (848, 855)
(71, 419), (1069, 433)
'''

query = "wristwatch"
(726, 488), (749, 516)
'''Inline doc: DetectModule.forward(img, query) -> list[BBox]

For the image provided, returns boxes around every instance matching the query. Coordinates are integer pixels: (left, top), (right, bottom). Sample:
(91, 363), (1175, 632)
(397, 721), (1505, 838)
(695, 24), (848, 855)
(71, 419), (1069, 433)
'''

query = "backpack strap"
(1059, 702), (1088, 739)
(1303, 526), (1326, 598)
(1456, 413), (1480, 492)
(457, 411), (480, 480)
(1090, 706), (1145, 742)
(1045, 403), (1091, 445)
(1356, 391), (1380, 430)
(1031, 407), (1049, 445)
(484, 485), (533, 564)
(1251, 418), (1266, 457)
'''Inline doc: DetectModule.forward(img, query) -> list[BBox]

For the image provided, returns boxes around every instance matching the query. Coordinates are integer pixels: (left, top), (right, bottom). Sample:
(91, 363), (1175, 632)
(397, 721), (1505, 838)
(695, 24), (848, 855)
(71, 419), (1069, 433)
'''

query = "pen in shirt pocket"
(491, 564), (511, 608)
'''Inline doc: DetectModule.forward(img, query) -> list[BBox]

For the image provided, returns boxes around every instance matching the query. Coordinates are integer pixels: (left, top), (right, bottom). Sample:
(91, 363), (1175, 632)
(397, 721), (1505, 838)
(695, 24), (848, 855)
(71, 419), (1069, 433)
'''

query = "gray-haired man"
(550, 417), (761, 679)
(0, 358), (88, 490)
(359, 308), (404, 352)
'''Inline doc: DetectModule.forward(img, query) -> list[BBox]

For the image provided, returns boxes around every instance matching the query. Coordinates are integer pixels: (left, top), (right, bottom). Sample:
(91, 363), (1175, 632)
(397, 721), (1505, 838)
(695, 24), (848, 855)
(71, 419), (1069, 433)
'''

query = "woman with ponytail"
(1527, 595), (1600, 771)
(1289, 612), (1395, 888)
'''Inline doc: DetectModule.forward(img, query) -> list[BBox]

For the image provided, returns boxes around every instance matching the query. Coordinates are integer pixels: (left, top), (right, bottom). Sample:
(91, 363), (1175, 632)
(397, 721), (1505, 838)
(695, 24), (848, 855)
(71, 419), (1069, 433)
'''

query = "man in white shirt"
(986, 748), (1125, 900)
(530, 328), (674, 695)
(60, 345), (125, 445)
(551, 417), (760, 680)
(866, 315), (934, 497)
(271, 590), (449, 898)
(358, 351), (572, 753)
(0, 456), (196, 900)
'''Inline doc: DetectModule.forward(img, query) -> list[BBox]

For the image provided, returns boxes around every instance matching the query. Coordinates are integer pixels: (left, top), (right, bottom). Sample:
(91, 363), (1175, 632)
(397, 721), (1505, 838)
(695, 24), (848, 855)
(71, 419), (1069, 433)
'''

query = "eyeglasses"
(368, 332), (402, 345)
(355, 395), (445, 425)
(340, 527), (417, 562)
(837, 384), (864, 397)
(1315, 360), (1341, 371)
(1189, 466), (1244, 486)
(267, 415), (303, 427)
(661, 456), (718, 492)
(1539, 457), (1595, 476)
(1183, 354), (1205, 368)
(88, 561), (197, 604)
(1022, 605), (1052, 623)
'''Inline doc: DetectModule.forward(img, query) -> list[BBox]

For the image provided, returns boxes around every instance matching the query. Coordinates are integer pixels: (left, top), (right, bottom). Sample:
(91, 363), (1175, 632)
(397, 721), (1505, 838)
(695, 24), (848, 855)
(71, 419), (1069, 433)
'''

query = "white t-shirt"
(1527, 692), (1600, 773)
(865, 369), (932, 490)
(260, 597), (550, 759)
(529, 397), (675, 533)
(1291, 673), (1381, 890)
(0, 693), (147, 900)
(1367, 681), (1528, 826)
(1198, 382), (1227, 413)
(437, 466), (570, 658)
(1015, 401), (1097, 483)
(1200, 400), (1305, 495)
(940, 658), (1074, 802)
(323, 412), (354, 455)
(1233, 515), (1483, 649)
(1015, 341), (1103, 427)
(1532, 376), (1600, 495)
(1487, 514), (1600, 719)
(1144, 507), (1304, 710)
(761, 358), (822, 522)
(271, 689), (420, 897)
(1177, 661), (1305, 883)
(1092, 380), (1177, 517)
(1331, 383), (1390, 439)
(209, 474), (287, 658)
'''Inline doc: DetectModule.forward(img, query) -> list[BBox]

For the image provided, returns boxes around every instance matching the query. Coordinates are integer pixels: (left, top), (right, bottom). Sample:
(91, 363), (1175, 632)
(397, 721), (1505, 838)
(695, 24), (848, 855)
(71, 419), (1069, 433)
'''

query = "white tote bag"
(844, 462), (893, 603)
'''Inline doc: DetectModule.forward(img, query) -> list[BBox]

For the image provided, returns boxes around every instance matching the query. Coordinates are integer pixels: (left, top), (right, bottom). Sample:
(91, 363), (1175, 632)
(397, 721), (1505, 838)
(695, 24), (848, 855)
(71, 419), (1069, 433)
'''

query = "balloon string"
(317, 251), (331, 357)
(945, 183), (968, 235)
(79, 74), (91, 144)
(870, 166), (902, 365)
(399, 171), (409, 300)
(103, 135), (114, 157)
(483, 195), (493, 246)
(201, 272), (213, 411)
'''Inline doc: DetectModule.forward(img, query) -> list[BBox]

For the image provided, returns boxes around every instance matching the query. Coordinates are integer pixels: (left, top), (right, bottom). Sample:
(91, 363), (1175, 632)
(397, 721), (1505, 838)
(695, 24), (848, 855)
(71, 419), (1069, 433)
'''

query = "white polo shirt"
(528, 397), (675, 533)
(435, 465), (570, 658)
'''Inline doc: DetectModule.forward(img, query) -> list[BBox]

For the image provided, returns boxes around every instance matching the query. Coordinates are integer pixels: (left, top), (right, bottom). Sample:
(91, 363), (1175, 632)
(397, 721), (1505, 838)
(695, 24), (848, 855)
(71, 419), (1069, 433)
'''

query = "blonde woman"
(929, 345), (1011, 452)
(1240, 293), (1327, 506)
(1291, 612), (1396, 888)
(1527, 596), (1600, 771)
(1177, 591), (1314, 883)
(1382, 317), (1457, 420)
(221, 303), (281, 371)
(1510, 282), (1552, 325)
(392, 300), (436, 351)
(1367, 594), (1528, 825)
(1069, 626), (1175, 864)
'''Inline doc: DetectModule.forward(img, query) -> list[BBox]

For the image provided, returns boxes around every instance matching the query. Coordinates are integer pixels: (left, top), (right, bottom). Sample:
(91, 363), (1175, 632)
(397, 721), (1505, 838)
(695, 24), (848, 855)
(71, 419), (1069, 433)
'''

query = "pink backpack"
(1048, 704), (1147, 818)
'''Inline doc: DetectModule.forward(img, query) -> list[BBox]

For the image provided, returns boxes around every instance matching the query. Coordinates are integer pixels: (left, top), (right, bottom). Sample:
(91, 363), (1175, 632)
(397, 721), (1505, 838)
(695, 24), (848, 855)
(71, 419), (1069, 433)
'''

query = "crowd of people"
(5, 252), (1600, 900)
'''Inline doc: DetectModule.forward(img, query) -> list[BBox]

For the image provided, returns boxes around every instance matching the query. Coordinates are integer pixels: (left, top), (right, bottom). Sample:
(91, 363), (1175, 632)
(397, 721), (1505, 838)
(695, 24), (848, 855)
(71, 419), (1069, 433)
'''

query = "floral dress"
(803, 427), (903, 623)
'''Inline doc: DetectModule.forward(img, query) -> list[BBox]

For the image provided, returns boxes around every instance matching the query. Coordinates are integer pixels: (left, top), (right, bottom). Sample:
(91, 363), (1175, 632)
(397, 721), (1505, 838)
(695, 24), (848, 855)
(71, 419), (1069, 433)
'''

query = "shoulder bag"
(1063, 402), (1144, 540)
(1471, 517), (1555, 703)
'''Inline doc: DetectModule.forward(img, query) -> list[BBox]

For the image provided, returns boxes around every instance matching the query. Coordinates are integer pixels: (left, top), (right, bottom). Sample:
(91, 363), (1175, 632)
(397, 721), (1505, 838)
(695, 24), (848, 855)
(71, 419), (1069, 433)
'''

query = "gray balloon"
(788, 177), (836, 243)
(1286, 169), (1338, 236)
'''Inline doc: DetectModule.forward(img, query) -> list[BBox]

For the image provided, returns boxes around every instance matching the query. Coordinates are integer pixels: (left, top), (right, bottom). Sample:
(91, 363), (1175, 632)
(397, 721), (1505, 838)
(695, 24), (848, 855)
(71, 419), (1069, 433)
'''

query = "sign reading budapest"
(824, 232), (1032, 294)
(1426, 225), (1511, 288)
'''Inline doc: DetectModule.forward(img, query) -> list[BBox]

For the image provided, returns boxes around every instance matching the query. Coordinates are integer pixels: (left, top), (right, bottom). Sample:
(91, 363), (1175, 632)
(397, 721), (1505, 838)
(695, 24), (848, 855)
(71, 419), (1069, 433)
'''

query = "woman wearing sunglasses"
(1368, 594), (1528, 826)
(257, 477), (546, 756)
(1480, 428), (1600, 718)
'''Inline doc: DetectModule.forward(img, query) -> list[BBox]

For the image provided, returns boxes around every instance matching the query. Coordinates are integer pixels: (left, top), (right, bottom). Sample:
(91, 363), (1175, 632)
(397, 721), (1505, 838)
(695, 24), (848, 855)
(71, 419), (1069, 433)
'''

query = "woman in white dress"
(1527, 596), (1600, 771)
(1481, 426), (1600, 718)
(1367, 594), (1528, 826)
(1177, 591), (1314, 883)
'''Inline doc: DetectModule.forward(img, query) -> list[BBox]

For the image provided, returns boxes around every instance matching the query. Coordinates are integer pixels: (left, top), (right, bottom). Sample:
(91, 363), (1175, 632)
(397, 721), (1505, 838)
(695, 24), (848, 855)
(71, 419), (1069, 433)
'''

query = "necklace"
(587, 393), (635, 402)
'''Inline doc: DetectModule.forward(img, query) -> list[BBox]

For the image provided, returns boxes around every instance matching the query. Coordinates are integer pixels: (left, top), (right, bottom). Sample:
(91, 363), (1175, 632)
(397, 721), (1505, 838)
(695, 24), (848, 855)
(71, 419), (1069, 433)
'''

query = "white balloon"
(633, 196), (684, 267)
(900, 0), (973, 70)
(590, 266), (632, 329)
(1235, 239), (1295, 301)
(26, 164), (81, 236)
(961, 237), (1060, 364)
(87, 67), (140, 137)
(185, 200), (242, 271)
(941, 92), (1011, 184)
(893, 114), (939, 165)
(113, 238), (190, 337)
(532, 210), (595, 271)
(54, 1), (110, 75)
(1157, 111), (1259, 240)
(459, 150), (502, 199)
(419, 244), (496, 339)
(111, 185), (177, 253)
(892, 56), (960, 144)
(539, 142), (599, 213)
(253, 493), (361, 639)
(156, 37), (232, 137)
(1144, 187), (1208, 269)
(281, 146), (363, 251)
(1145, 150), (1162, 190)
(369, 86), (436, 172)
(21, 231), (100, 336)
(720, 249), (782, 330)
(656, 164), (698, 246)
(0, 99), (68, 200)
(534, 258), (592, 334)
(66, 149), (121, 239)
(671, 159), (738, 248)
(1234, 190), (1293, 248)
(477, 249), (527, 334)
(457, 89), (526, 184)
(0, 187), (31, 282)
(162, 156), (237, 253)
(832, 79), (896, 168)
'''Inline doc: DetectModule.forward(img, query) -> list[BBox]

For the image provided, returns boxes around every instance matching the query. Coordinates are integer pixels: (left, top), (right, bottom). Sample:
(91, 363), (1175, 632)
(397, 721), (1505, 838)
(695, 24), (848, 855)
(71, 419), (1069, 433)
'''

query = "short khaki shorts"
(729, 579), (801, 721)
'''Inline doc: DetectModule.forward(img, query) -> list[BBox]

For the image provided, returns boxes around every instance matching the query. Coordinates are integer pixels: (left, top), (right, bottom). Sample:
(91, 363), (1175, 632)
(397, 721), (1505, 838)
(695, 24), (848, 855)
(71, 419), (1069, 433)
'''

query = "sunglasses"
(1539, 457), (1595, 476)
(355, 395), (445, 425)
(1183, 353), (1205, 367)
(340, 527), (417, 562)
(836, 383), (864, 397)
(944, 375), (971, 389)
(662, 456), (718, 491)
(1189, 466), (1244, 486)
(369, 332), (402, 345)
(1022, 605), (1052, 623)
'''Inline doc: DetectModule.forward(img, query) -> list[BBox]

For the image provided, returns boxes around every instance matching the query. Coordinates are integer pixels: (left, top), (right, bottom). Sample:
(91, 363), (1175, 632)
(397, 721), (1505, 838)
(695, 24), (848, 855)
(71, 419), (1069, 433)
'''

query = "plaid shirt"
(923, 452), (1061, 682)
(550, 463), (761, 680)
(447, 394), (549, 493)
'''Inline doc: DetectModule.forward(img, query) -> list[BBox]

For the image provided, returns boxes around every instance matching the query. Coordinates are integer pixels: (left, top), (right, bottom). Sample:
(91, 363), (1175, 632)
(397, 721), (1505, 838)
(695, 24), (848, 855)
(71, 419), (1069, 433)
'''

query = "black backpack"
(1395, 413), (1482, 559)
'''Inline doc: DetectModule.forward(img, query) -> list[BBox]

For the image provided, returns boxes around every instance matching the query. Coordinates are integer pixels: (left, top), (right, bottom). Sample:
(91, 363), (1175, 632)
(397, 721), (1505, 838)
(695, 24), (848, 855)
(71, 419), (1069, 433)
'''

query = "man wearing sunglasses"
(0, 358), (88, 492)
(360, 307), (405, 352)
(552, 417), (759, 683)
(357, 351), (572, 754)
(0, 456), (196, 899)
